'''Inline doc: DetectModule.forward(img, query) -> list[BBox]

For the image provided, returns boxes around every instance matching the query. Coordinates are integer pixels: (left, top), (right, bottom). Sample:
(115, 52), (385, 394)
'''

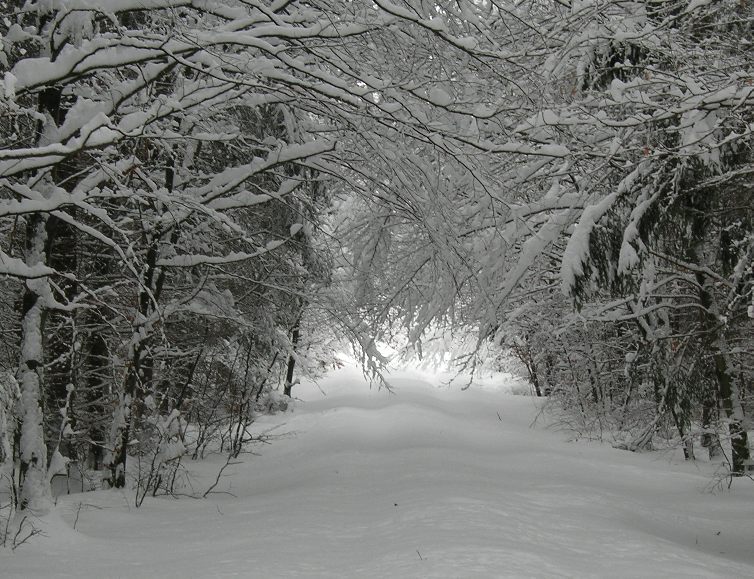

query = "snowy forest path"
(4, 364), (754, 578)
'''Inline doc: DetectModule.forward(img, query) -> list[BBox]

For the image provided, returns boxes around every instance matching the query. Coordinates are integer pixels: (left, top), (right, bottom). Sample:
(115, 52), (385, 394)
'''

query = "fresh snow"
(3, 364), (754, 578)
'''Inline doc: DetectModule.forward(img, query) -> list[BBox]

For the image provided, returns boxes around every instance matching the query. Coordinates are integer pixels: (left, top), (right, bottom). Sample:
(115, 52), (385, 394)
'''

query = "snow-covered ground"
(3, 365), (754, 578)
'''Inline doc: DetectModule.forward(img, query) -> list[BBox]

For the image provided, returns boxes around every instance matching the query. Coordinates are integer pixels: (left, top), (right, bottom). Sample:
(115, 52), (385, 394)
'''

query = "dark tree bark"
(283, 317), (301, 398)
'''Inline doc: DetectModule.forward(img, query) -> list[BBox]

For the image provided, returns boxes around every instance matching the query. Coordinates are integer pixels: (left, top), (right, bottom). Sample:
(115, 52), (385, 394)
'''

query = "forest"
(0, 0), (752, 538)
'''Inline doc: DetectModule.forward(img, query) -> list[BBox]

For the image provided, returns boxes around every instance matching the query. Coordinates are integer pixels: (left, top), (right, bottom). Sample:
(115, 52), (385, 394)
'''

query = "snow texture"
(3, 364), (753, 578)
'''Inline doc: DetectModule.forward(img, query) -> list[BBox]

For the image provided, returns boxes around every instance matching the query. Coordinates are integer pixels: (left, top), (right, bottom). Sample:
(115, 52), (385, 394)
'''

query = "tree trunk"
(701, 385), (723, 460)
(694, 273), (750, 474)
(85, 332), (109, 471)
(106, 163), (175, 488)
(521, 337), (542, 397)
(106, 260), (159, 488)
(17, 214), (54, 511)
(712, 338), (750, 474)
(283, 319), (301, 398)
(682, 186), (750, 474)
(106, 241), (158, 487)
(44, 214), (79, 462)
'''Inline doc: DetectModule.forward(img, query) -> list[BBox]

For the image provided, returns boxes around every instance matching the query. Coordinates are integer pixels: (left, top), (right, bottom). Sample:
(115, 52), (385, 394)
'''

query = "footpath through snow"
(3, 365), (754, 578)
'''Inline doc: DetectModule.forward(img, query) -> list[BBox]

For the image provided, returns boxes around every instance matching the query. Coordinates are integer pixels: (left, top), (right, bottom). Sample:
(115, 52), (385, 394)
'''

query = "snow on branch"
(0, 250), (55, 279)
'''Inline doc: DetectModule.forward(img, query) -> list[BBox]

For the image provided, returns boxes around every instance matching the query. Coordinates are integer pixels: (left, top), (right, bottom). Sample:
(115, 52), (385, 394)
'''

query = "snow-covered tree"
(2, 0), (751, 518)
(0, 0), (579, 509)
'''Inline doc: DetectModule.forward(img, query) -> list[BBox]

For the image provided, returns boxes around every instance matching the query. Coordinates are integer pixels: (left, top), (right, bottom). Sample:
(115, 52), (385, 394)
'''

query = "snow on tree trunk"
(711, 336), (750, 475)
(17, 214), (53, 512)
(106, 389), (131, 489)
(284, 310), (303, 398)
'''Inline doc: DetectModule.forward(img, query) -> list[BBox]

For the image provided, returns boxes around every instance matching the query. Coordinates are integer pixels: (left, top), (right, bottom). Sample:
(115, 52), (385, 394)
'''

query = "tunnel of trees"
(0, 0), (751, 518)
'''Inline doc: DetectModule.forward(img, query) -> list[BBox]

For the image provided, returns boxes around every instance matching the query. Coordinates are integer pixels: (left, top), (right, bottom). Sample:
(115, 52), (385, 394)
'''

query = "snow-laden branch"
(0, 250), (56, 279)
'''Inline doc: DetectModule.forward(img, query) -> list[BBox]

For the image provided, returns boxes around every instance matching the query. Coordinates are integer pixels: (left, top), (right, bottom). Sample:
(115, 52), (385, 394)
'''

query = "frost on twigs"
(133, 409), (189, 507)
